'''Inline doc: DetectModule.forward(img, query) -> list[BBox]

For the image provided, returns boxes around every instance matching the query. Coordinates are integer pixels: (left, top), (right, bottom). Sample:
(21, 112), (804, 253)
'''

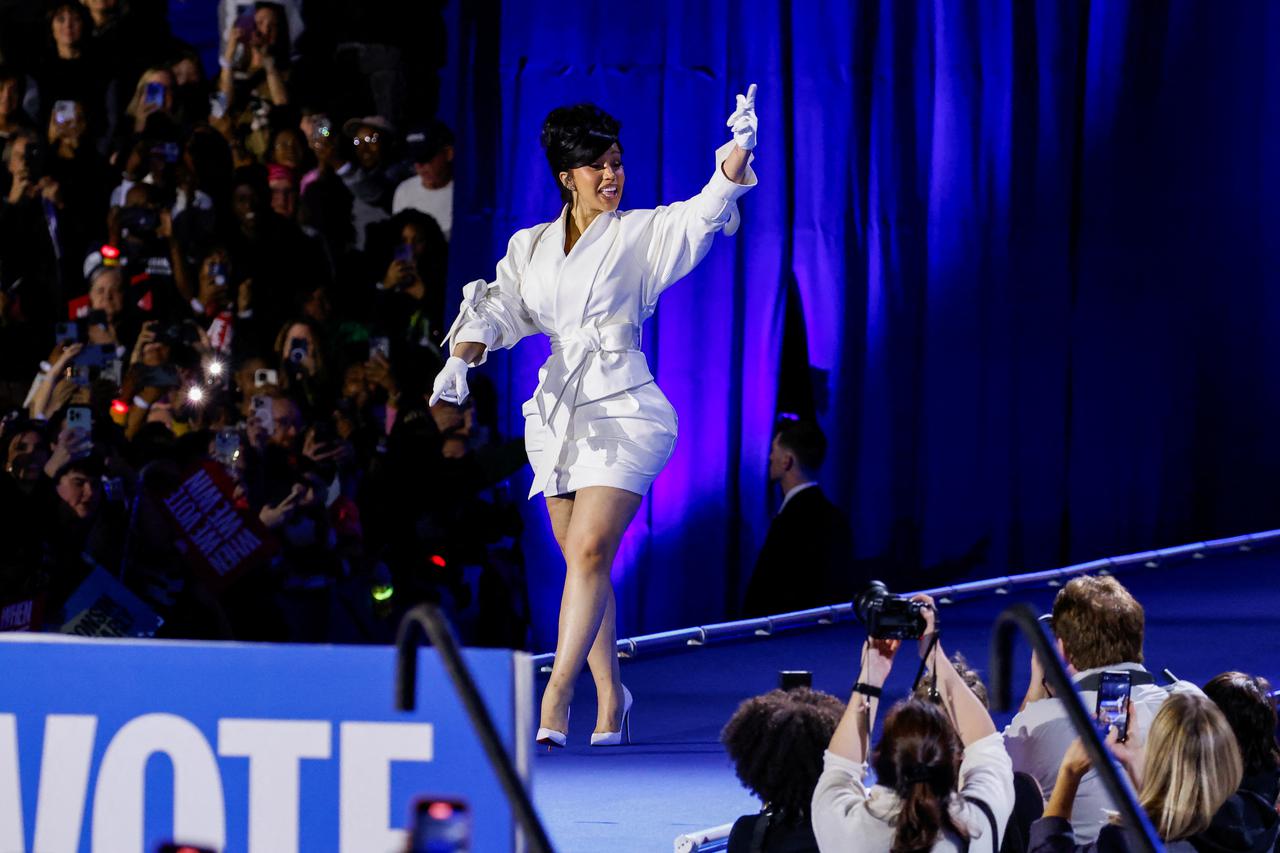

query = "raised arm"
(828, 637), (899, 763)
(913, 594), (997, 746)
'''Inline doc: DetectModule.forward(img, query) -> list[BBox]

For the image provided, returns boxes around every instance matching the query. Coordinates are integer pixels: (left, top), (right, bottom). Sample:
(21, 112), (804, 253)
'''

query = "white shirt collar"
(779, 481), (819, 513)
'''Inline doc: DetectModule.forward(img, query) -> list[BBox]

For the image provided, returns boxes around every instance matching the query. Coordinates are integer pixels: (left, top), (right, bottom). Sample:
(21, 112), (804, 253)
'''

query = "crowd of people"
(720, 575), (1280, 853)
(0, 1), (532, 646)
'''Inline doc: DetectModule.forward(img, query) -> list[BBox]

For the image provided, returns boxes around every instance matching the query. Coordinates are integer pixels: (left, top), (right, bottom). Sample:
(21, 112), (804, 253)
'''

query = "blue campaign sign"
(0, 634), (533, 852)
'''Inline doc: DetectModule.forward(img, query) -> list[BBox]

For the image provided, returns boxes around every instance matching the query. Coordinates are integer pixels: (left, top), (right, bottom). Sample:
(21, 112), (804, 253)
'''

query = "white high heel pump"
(536, 707), (569, 749)
(590, 685), (633, 747)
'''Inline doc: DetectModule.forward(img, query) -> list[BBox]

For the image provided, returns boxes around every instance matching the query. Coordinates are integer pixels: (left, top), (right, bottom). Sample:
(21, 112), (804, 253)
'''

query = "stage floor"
(530, 545), (1280, 852)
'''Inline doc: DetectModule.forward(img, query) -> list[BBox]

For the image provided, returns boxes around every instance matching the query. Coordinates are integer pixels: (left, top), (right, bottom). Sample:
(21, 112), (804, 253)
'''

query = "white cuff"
(190, 297), (205, 315)
(132, 396), (151, 411)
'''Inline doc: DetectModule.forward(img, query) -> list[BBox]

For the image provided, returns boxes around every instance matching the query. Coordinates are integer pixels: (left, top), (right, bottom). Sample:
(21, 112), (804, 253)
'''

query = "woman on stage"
(432, 84), (759, 746)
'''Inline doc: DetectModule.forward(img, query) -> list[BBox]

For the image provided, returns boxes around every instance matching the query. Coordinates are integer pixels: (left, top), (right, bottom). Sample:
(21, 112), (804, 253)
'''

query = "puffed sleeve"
(810, 750), (870, 851)
(443, 227), (542, 366)
(638, 141), (757, 310)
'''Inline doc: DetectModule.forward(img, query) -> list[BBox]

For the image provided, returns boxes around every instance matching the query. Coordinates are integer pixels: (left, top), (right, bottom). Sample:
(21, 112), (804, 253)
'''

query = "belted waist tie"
(529, 320), (642, 495)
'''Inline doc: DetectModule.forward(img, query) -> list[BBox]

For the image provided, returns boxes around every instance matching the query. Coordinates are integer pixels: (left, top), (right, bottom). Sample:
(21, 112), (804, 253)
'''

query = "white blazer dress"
(445, 145), (757, 499)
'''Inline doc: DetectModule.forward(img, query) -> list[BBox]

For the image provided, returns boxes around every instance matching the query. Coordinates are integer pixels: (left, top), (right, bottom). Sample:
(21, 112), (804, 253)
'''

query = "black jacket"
(742, 485), (858, 618)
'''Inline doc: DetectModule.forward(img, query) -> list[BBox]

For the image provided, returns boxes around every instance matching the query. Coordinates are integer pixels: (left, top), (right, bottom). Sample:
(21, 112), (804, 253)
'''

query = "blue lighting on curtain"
(449, 0), (1280, 649)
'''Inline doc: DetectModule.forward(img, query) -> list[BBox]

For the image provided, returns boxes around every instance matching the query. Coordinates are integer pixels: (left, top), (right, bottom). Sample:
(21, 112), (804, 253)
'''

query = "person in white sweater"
(812, 595), (1015, 853)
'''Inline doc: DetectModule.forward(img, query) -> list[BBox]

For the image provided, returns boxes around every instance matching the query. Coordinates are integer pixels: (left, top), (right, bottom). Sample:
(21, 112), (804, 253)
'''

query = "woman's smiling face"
(561, 143), (624, 214)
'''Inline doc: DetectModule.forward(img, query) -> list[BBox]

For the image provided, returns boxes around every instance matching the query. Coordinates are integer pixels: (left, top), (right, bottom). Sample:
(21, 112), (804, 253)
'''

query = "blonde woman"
(1030, 692), (1245, 853)
(124, 67), (175, 134)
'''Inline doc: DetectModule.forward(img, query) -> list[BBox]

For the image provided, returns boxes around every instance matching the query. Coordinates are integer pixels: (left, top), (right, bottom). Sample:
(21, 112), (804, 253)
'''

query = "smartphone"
(66, 405), (92, 433)
(101, 476), (125, 503)
(53, 100), (77, 125)
(137, 364), (181, 390)
(55, 322), (80, 345)
(394, 243), (414, 264)
(779, 671), (812, 691)
(369, 336), (391, 361)
(250, 394), (274, 433)
(409, 797), (470, 853)
(151, 142), (180, 163)
(1096, 670), (1132, 742)
(208, 262), (228, 287)
(73, 343), (115, 369)
(311, 117), (333, 143)
(287, 337), (309, 364)
(65, 365), (92, 387)
(100, 358), (123, 386)
(214, 428), (241, 466)
(144, 82), (165, 109)
(254, 368), (278, 388)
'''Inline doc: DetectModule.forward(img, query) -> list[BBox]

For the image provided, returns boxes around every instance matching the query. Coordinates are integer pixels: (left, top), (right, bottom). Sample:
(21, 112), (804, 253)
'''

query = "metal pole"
(396, 603), (555, 853)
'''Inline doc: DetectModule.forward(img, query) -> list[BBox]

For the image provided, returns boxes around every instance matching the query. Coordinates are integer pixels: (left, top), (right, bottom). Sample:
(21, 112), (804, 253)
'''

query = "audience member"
(811, 595), (1015, 853)
(1030, 692), (1266, 853)
(1003, 575), (1202, 842)
(721, 687), (845, 853)
(392, 121), (453, 240)
(1203, 672), (1280, 808)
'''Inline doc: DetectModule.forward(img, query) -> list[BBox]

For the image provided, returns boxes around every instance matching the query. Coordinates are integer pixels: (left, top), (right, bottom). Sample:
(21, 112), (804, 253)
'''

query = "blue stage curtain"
(449, 0), (1280, 649)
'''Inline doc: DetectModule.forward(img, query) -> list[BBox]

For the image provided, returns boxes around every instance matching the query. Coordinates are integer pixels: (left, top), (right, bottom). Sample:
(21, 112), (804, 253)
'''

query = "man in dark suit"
(743, 419), (857, 618)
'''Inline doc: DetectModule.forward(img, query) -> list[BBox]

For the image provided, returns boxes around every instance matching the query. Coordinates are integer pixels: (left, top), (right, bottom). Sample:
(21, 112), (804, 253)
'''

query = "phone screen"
(1096, 670), (1132, 742)
(144, 82), (165, 109)
(55, 322), (80, 345)
(410, 798), (470, 853)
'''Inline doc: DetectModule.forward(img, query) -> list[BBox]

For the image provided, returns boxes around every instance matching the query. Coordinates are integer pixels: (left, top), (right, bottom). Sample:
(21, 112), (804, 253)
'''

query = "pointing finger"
(745, 83), (757, 108)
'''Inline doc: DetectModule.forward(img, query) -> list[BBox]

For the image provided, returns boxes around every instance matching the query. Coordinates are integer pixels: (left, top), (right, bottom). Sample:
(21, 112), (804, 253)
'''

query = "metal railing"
(533, 527), (1280, 669)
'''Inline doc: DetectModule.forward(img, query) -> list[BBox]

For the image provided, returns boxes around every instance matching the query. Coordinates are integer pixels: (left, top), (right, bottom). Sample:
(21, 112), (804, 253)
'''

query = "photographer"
(811, 593), (1014, 853)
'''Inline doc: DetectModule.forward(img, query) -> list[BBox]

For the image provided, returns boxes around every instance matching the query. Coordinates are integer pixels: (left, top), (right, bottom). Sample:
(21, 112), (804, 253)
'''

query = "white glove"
(726, 82), (758, 151)
(429, 356), (471, 406)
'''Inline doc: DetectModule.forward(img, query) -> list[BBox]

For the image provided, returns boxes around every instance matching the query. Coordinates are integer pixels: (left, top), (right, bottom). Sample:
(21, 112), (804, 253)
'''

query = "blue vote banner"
(0, 634), (533, 852)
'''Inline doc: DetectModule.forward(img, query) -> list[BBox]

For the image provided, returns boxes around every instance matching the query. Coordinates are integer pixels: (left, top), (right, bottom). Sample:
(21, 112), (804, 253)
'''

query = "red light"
(429, 554), (446, 568)
(101, 244), (119, 259)
(427, 801), (454, 820)
(110, 399), (129, 414)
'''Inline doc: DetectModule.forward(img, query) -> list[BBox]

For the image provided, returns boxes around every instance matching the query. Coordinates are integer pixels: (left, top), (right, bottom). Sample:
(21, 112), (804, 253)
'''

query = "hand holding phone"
(66, 405), (93, 434)
(144, 81), (166, 110)
(1096, 670), (1133, 742)
(250, 394), (274, 434)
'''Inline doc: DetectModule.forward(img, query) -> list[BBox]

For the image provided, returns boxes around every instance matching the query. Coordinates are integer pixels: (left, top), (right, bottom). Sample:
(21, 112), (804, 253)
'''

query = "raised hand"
(726, 82), (758, 151)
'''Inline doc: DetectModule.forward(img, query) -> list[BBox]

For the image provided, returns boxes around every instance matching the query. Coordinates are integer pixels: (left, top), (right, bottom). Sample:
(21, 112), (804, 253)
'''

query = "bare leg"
(539, 486), (642, 736)
(545, 494), (624, 732)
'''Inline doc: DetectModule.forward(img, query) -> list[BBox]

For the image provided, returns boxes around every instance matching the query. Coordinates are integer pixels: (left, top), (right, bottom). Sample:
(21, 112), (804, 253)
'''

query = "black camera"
(855, 581), (928, 640)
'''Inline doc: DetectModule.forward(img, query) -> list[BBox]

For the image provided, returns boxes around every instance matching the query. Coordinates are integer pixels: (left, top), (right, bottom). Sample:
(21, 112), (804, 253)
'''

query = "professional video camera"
(854, 580), (928, 640)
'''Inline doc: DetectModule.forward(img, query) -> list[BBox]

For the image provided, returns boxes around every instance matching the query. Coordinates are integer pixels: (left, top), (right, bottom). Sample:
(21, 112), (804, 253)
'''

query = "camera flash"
(186, 386), (205, 404)
(207, 360), (224, 377)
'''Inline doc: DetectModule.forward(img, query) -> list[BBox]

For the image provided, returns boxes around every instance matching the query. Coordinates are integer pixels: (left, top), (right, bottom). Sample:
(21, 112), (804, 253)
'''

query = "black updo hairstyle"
(541, 104), (622, 204)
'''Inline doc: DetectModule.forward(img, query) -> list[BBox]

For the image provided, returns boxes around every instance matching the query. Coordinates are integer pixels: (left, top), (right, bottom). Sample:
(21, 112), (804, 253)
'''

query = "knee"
(565, 534), (612, 573)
